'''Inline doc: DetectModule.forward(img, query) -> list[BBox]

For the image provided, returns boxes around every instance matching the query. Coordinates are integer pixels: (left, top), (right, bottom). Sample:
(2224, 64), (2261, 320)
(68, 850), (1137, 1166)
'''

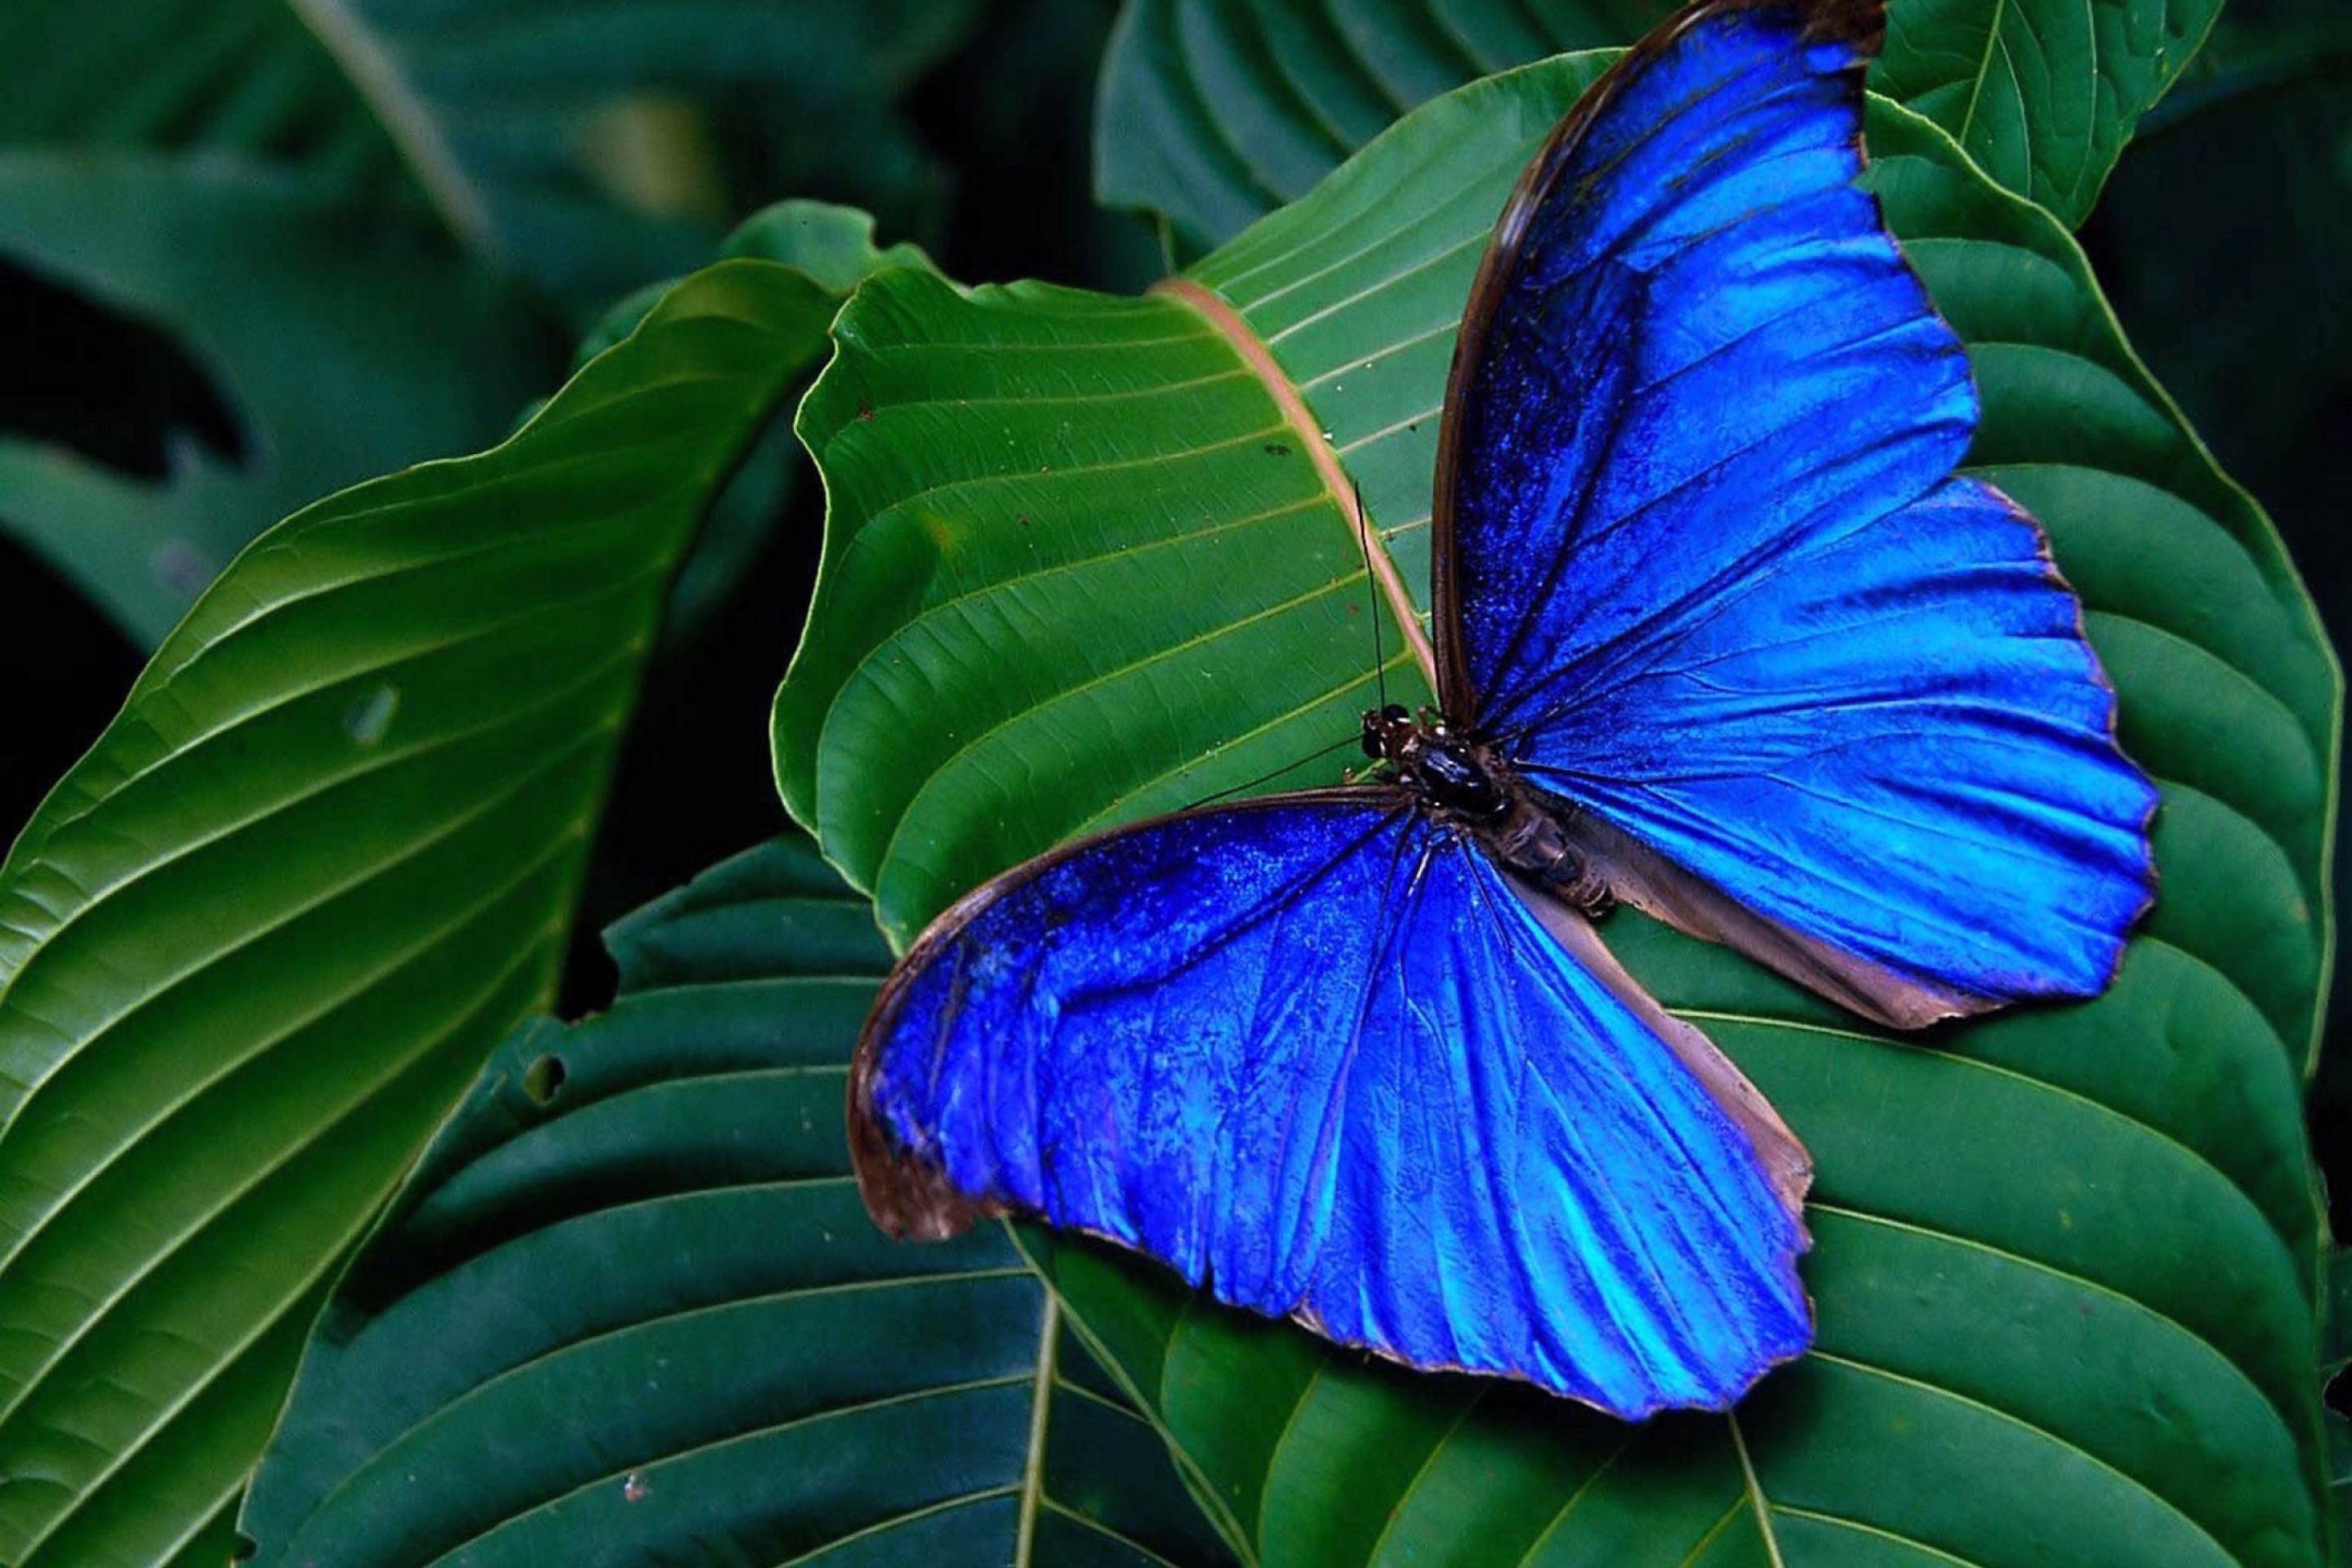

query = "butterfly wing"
(851, 793), (1811, 1418)
(1435, 0), (2157, 1026)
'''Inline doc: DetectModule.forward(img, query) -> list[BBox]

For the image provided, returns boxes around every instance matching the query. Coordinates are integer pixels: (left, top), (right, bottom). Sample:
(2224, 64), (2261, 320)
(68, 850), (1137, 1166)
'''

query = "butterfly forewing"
(1434, 0), (2157, 1022)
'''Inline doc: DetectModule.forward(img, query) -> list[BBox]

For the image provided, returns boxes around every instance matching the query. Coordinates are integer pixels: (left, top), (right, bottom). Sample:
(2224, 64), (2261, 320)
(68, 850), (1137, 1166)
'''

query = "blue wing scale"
(1435, 0), (2157, 1022)
(852, 796), (1810, 1418)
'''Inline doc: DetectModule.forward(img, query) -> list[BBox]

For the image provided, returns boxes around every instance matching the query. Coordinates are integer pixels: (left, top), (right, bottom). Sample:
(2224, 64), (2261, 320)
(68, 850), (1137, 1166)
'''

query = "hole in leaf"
(0, 256), (249, 477)
(523, 1054), (568, 1105)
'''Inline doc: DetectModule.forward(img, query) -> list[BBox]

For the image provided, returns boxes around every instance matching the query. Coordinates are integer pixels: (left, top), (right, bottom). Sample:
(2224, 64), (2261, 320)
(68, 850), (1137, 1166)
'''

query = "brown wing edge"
(1505, 875), (1816, 1227)
(1429, 0), (1891, 723)
(1559, 804), (1995, 1031)
(846, 785), (1416, 1242)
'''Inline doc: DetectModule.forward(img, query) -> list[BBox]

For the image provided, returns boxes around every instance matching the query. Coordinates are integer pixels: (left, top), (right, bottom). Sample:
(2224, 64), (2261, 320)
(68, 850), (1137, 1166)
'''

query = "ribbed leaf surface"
(777, 56), (2338, 1568)
(1875, 0), (2222, 225)
(1096, 0), (2221, 239)
(243, 839), (1238, 1568)
(0, 257), (862, 1568)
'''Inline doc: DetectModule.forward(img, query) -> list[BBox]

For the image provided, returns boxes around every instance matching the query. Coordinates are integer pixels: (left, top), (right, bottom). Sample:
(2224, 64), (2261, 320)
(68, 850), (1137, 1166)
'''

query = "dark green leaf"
(778, 54), (2337, 1568)
(242, 838), (1238, 1568)
(1094, 0), (2220, 241)
(0, 0), (395, 188)
(2087, 9), (2352, 663)
(0, 152), (550, 648)
(1874, 0), (2224, 224)
(0, 255), (867, 1568)
(283, 0), (979, 305)
(0, 0), (978, 306)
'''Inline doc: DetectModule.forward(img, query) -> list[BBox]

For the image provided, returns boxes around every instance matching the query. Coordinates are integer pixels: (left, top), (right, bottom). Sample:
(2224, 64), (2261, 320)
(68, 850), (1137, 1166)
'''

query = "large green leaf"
(242, 837), (1238, 1568)
(0, 0), (977, 306)
(0, 250), (901, 1568)
(777, 53), (2339, 1568)
(0, 0), (396, 188)
(1094, 0), (2220, 242)
(568, 200), (942, 647)
(1873, 0), (2225, 226)
(1094, 0), (1658, 250)
(0, 152), (550, 648)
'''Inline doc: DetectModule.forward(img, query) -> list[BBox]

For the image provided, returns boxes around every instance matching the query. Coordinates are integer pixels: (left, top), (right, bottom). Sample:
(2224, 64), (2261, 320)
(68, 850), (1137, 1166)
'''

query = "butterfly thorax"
(1361, 704), (1615, 916)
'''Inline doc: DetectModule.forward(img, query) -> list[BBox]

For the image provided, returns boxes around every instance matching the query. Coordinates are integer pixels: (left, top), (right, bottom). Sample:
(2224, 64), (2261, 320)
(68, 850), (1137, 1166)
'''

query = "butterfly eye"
(1381, 703), (1411, 725)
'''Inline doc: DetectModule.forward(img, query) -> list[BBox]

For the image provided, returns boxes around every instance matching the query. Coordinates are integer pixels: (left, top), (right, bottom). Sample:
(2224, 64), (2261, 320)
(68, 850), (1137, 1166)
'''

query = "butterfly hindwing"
(851, 795), (1811, 1418)
(1437, 0), (2158, 1022)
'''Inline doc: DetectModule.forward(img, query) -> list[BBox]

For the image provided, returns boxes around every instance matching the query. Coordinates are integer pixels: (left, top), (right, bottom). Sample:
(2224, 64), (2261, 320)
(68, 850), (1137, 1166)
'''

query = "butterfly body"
(842, 0), (2158, 1419)
(1361, 702), (1617, 915)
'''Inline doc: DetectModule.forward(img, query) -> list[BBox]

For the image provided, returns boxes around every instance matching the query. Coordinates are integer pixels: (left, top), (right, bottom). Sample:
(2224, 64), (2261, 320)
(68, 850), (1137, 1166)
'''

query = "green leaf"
(778, 54), (2339, 1568)
(0, 151), (550, 648)
(1094, 0), (1663, 250)
(0, 256), (871, 1568)
(1094, 0), (2218, 241)
(0, 0), (396, 188)
(571, 201), (942, 645)
(283, 0), (978, 304)
(0, 0), (978, 306)
(1874, 0), (2225, 225)
(242, 838), (1239, 1568)
(2325, 1246), (2352, 1381)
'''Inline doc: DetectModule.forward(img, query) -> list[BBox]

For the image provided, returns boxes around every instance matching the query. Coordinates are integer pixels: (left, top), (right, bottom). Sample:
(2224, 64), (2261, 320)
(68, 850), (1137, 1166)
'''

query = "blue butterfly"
(846, 0), (2158, 1419)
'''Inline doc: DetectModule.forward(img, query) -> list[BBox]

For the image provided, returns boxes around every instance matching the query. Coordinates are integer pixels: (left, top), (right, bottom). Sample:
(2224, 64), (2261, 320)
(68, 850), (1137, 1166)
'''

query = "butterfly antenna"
(1352, 479), (1389, 713)
(1183, 733), (1365, 813)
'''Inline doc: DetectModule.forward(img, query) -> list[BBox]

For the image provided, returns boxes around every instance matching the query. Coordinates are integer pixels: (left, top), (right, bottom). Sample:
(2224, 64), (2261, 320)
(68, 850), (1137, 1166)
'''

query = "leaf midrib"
(1154, 276), (1433, 680)
(280, 0), (492, 247)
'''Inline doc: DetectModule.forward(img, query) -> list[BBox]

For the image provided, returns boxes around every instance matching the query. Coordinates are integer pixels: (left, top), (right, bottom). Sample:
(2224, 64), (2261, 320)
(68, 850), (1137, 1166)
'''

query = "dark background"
(1, 2), (2344, 1281)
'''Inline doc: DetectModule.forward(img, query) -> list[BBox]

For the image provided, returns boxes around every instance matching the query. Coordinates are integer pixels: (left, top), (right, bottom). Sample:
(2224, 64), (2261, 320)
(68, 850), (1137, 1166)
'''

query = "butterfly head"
(1359, 702), (1416, 763)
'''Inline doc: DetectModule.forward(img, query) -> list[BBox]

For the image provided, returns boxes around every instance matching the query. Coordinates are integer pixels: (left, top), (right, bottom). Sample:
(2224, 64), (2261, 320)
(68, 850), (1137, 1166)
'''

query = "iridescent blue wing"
(1434, 0), (2157, 1026)
(850, 794), (1811, 1418)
